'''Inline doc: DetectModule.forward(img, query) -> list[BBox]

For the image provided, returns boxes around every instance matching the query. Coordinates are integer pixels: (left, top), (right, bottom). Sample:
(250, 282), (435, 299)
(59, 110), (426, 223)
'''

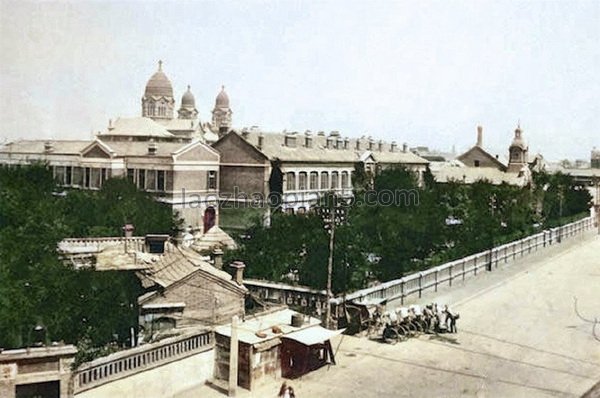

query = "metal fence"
(333, 216), (594, 306)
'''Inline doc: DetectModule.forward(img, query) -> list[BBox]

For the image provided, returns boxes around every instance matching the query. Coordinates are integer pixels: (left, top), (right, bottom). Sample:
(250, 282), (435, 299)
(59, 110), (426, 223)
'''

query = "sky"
(0, 0), (598, 161)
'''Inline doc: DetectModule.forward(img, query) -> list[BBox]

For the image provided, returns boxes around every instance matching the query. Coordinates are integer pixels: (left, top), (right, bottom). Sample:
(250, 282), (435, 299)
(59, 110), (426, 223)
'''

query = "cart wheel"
(396, 326), (409, 342)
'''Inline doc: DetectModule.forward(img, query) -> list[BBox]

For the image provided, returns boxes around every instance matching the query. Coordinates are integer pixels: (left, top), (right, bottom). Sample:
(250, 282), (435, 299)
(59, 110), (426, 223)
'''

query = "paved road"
(196, 233), (600, 397)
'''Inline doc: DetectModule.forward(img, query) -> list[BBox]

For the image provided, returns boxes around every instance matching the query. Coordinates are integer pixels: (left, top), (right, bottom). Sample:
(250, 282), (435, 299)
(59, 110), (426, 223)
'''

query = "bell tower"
(212, 86), (233, 136)
(507, 124), (529, 173)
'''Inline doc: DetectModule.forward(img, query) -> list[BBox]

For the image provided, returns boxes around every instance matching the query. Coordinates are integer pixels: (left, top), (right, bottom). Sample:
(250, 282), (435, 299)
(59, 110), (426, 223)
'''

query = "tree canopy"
(0, 164), (179, 349)
(226, 167), (592, 291)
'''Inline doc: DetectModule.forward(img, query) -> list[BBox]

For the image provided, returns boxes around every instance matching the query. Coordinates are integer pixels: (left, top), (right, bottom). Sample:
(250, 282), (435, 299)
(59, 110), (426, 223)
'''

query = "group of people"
(424, 303), (459, 333)
(377, 302), (460, 339)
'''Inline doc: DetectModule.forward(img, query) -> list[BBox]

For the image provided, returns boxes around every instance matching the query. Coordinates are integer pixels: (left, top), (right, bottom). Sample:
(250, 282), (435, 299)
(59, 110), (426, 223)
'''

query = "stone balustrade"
(73, 329), (213, 393)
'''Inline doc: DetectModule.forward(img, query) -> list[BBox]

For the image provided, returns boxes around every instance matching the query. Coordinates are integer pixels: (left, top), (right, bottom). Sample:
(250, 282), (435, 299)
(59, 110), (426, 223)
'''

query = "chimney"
(148, 141), (157, 155)
(402, 143), (408, 153)
(343, 137), (349, 150)
(257, 133), (264, 149)
(230, 261), (246, 285)
(44, 141), (54, 153)
(304, 132), (312, 148)
(477, 125), (483, 147)
(212, 248), (224, 270)
(355, 139), (361, 151)
(378, 140), (383, 152)
(241, 128), (250, 139)
(390, 141), (397, 152)
(108, 119), (114, 131)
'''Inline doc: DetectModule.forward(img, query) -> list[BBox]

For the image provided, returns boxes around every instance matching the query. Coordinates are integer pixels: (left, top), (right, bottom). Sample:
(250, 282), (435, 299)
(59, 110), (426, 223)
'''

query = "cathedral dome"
(144, 61), (173, 98)
(215, 86), (230, 108)
(181, 85), (195, 107)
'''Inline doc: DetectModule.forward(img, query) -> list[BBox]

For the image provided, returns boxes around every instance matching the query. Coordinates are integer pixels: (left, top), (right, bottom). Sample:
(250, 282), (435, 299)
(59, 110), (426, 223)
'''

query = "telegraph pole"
(326, 215), (335, 329)
(317, 195), (347, 329)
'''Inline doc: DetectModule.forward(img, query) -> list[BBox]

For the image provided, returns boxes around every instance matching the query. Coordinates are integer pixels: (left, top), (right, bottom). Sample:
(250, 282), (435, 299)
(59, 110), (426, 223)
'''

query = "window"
(208, 170), (217, 190)
(157, 170), (165, 191)
(309, 172), (318, 190)
(127, 168), (135, 183)
(320, 172), (329, 190)
(138, 169), (145, 190)
(298, 172), (307, 190)
(331, 171), (339, 189)
(54, 166), (66, 185)
(65, 166), (72, 185)
(286, 172), (296, 191)
(146, 169), (157, 190)
(341, 171), (349, 188)
(90, 168), (101, 189)
(72, 167), (83, 187)
(84, 167), (91, 188)
(474, 160), (480, 167)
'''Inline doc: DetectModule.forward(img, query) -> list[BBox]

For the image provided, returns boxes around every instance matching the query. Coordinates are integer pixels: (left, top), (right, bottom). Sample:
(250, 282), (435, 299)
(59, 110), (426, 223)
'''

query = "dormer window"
(305, 137), (312, 148)
(285, 135), (297, 148)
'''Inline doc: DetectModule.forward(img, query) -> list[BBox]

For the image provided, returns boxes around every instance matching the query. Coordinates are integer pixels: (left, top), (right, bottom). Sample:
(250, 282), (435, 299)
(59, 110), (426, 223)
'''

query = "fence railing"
(73, 329), (213, 393)
(244, 217), (593, 314)
(332, 216), (593, 306)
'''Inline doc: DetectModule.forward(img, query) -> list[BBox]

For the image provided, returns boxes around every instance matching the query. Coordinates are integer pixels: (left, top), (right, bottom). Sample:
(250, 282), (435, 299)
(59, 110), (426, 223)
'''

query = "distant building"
(592, 148), (600, 169)
(0, 61), (228, 232)
(457, 126), (507, 171)
(434, 124), (535, 186)
(212, 129), (429, 219)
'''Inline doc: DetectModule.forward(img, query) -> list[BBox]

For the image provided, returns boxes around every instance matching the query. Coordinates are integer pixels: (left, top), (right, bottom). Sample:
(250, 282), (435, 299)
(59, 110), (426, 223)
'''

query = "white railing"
(73, 329), (213, 393)
(333, 216), (593, 305)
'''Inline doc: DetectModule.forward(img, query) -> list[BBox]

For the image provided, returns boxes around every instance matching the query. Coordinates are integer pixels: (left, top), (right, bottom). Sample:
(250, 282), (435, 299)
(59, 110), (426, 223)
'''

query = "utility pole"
(326, 215), (335, 329)
(317, 196), (347, 329)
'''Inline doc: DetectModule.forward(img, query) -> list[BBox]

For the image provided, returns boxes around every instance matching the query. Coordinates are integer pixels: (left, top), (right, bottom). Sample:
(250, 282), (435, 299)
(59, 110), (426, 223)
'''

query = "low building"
(58, 235), (245, 337)
(0, 345), (77, 398)
(213, 308), (342, 391)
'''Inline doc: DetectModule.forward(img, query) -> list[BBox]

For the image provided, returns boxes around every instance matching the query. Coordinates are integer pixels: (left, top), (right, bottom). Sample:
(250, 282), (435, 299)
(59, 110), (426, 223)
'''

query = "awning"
(282, 326), (345, 346)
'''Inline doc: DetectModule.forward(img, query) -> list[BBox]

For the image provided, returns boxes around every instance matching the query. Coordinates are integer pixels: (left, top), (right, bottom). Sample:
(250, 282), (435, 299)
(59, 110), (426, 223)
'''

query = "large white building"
(0, 61), (432, 231)
(0, 61), (231, 232)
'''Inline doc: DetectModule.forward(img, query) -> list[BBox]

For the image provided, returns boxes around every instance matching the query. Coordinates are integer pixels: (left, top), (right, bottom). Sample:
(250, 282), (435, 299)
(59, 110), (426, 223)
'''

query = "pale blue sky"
(1, 0), (598, 160)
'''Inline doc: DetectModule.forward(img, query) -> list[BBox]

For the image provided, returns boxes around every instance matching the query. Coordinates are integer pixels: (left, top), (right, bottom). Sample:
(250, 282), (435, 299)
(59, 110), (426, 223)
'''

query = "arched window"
(309, 172), (318, 190)
(331, 171), (339, 189)
(298, 172), (307, 190)
(341, 171), (349, 188)
(320, 172), (329, 190)
(286, 172), (296, 191)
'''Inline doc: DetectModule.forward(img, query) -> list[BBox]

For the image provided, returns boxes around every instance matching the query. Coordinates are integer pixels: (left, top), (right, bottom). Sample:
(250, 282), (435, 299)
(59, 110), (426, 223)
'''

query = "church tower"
(212, 86), (232, 135)
(178, 85), (198, 120)
(142, 60), (175, 121)
(507, 124), (529, 173)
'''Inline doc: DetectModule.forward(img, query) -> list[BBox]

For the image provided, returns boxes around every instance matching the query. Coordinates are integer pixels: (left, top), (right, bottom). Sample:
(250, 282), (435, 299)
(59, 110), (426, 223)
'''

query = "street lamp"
(316, 196), (347, 329)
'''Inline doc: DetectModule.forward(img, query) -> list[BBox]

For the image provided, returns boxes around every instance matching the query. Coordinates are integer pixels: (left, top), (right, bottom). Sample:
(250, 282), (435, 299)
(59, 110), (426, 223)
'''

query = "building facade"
(213, 129), (429, 222)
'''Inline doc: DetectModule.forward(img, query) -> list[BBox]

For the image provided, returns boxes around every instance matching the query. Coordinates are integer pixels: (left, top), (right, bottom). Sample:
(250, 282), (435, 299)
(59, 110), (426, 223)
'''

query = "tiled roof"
(99, 117), (175, 138)
(98, 140), (190, 157)
(0, 140), (92, 155)
(432, 162), (527, 186)
(237, 130), (429, 164)
(163, 118), (197, 131)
